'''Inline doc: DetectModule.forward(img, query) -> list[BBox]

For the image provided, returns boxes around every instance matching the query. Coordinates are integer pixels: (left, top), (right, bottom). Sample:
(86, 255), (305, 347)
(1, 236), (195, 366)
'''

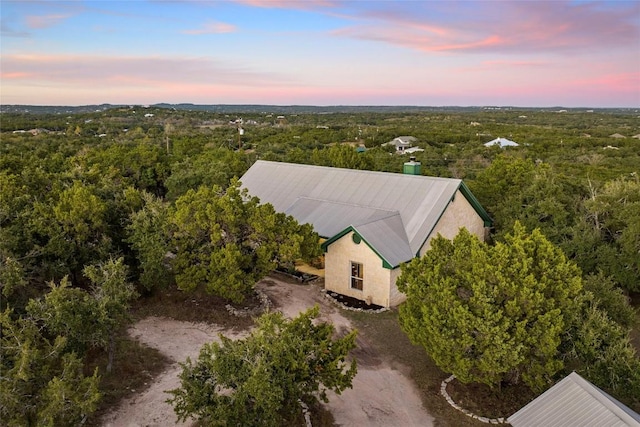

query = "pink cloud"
(25, 14), (72, 29)
(1, 54), (290, 88)
(330, 1), (640, 55)
(182, 20), (237, 35)
(234, 0), (338, 9)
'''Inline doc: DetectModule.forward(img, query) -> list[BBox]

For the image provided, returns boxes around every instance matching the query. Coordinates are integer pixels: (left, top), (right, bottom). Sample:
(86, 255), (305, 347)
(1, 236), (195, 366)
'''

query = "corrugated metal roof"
(508, 372), (640, 427)
(240, 161), (465, 266)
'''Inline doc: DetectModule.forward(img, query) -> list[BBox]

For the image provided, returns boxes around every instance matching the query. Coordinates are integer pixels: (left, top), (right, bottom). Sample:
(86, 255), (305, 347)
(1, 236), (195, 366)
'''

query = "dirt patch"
(101, 275), (434, 426)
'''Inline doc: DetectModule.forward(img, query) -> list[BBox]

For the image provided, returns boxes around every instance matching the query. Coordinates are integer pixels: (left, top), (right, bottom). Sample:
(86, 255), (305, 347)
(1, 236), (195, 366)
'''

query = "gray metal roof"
(240, 160), (464, 267)
(508, 372), (640, 427)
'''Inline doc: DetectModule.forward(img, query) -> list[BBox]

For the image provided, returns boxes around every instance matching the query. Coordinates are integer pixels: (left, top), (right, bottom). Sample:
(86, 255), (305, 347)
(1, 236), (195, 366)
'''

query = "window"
(350, 262), (363, 290)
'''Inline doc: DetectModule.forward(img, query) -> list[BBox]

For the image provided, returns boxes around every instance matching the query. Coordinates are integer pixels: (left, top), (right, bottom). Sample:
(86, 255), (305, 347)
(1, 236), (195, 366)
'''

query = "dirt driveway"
(101, 275), (433, 427)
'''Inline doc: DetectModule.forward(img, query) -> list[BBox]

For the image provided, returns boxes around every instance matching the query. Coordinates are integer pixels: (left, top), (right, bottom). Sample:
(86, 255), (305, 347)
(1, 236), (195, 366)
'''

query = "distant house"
(402, 146), (425, 155)
(508, 372), (640, 427)
(610, 133), (626, 138)
(240, 160), (492, 308)
(384, 136), (418, 153)
(484, 137), (519, 148)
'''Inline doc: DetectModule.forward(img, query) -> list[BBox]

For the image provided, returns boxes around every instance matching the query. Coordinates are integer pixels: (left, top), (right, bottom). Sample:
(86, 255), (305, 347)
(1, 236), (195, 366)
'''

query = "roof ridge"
(352, 210), (402, 227)
(256, 160), (462, 183)
(295, 196), (399, 214)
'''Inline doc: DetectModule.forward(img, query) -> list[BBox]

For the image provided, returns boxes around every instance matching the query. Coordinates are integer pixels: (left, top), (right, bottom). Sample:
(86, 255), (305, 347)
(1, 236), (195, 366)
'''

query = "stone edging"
(440, 375), (507, 424)
(225, 289), (272, 317)
(321, 290), (389, 313)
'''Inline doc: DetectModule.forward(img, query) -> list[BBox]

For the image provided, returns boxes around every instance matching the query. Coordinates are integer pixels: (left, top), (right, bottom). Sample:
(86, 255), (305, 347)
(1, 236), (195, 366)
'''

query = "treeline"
(1, 107), (639, 422)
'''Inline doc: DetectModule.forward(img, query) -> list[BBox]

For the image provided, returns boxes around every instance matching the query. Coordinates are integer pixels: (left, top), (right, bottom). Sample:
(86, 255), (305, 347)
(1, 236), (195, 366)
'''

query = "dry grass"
(345, 309), (534, 426)
(84, 333), (171, 426)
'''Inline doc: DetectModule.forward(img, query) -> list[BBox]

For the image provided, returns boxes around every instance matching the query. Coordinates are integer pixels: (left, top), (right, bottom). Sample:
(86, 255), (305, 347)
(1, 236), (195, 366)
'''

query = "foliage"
(170, 180), (321, 302)
(561, 297), (640, 406)
(397, 223), (583, 391)
(582, 272), (636, 329)
(0, 309), (101, 427)
(164, 148), (249, 201)
(168, 306), (357, 426)
(580, 177), (640, 292)
(27, 258), (137, 373)
(126, 191), (172, 292)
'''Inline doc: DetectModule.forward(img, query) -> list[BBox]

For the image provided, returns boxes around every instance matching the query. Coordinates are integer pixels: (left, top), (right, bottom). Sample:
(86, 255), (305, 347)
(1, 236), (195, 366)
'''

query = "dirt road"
(101, 275), (433, 426)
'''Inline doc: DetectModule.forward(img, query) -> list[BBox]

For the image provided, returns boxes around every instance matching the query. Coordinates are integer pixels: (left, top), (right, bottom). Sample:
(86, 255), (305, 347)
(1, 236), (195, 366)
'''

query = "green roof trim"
(459, 182), (493, 227)
(414, 182), (493, 257)
(322, 226), (395, 270)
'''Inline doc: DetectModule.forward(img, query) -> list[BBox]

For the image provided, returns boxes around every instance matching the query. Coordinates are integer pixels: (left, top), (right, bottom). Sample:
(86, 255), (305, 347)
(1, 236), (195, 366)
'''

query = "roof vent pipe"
(403, 157), (421, 175)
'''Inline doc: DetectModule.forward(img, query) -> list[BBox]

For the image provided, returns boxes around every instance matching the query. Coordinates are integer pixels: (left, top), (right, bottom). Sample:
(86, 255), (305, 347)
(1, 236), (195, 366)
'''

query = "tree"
(126, 191), (172, 292)
(164, 148), (249, 201)
(397, 223), (583, 391)
(578, 177), (640, 292)
(0, 310), (101, 427)
(168, 306), (357, 426)
(27, 257), (137, 373)
(561, 295), (640, 406)
(170, 180), (321, 303)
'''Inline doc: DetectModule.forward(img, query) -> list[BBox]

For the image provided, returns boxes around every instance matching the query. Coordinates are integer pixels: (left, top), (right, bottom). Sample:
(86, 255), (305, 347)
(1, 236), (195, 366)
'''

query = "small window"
(350, 262), (363, 291)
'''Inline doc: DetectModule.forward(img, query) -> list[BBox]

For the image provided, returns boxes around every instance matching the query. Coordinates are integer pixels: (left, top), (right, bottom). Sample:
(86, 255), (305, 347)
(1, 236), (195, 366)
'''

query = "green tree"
(397, 223), (583, 391)
(561, 296), (640, 407)
(580, 177), (640, 292)
(164, 148), (249, 201)
(126, 191), (172, 292)
(30, 181), (112, 283)
(27, 258), (137, 373)
(170, 180), (320, 302)
(0, 310), (101, 427)
(582, 272), (636, 329)
(168, 306), (357, 426)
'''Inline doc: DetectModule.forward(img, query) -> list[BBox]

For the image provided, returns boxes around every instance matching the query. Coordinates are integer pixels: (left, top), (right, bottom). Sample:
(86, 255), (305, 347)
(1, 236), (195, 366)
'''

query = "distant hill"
(1, 103), (635, 115)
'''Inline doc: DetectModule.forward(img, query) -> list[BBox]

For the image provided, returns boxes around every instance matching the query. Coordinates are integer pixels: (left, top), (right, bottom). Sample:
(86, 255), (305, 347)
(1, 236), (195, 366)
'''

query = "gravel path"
(101, 276), (433, 427)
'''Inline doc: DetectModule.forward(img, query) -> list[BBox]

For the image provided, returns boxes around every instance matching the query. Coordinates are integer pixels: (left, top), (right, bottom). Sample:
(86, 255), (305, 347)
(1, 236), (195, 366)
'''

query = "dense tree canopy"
(170, 180), (321, 302)
(0, 309), (101, 426)
(1, 106), (638, 417)
(397, 223), (583, 391)
(168, 306), (357, 426)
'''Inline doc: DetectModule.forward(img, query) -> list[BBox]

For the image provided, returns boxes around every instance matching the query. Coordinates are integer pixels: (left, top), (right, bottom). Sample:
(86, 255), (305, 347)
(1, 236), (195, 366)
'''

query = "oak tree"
(168, 306), (357, 426)
(170, 180), (320, 302)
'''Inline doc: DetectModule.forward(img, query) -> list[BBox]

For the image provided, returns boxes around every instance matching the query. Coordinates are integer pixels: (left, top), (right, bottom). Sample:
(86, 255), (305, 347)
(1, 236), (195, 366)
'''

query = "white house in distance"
(484, 137), (519, 148)
(240, 160), (492, 308)
(384, 136), (420, 154)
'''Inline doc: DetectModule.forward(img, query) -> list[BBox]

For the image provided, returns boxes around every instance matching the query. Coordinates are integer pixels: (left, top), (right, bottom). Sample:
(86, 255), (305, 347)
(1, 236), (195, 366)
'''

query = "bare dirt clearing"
(101, 275), (433, 426)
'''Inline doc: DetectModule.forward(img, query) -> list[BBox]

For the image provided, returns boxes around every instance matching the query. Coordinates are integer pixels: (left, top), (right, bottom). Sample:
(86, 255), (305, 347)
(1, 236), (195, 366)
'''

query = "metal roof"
(484, 137), (519, 147)
(240, 160), (473, 267)
(508, 372), (640, 427)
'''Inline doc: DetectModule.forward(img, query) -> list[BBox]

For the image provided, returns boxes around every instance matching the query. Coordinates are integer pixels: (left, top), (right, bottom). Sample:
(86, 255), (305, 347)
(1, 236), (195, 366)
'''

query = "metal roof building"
(484, 137), (519, 148)
(508, 372), (640, 427)
(240, 160), (491, 307)
(241, 160), (490, 268)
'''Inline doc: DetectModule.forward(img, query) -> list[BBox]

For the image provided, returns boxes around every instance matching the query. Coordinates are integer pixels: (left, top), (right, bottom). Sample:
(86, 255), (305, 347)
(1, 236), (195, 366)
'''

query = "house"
(508, 372), (640, 427)
(484, 137), (519, 148)
(240, 160), (492, 308)
(384, 136), (417, 153)
(402, 146), (425, 155)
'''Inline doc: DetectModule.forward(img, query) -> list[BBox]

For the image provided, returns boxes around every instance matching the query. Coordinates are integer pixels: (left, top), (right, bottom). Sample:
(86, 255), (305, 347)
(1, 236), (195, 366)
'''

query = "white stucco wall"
(324, 231), (393, 307)
(419, 189), (486, 256)
(323, 190), (487, 308)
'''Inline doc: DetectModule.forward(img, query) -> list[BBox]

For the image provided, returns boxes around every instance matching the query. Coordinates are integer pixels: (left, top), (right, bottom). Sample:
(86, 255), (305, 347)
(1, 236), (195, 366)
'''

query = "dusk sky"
(1, 1), (639, 107)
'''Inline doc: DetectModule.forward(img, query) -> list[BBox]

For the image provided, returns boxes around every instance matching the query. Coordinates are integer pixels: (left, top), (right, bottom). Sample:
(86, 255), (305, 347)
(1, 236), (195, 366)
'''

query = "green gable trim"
(322, 226), (395, 270)
(413, 182), (493, 257)
(459, 181), (493, 227)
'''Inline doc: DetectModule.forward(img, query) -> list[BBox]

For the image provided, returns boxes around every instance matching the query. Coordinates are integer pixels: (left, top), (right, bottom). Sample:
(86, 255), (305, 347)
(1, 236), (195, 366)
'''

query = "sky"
(1, 0), (639, 107)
